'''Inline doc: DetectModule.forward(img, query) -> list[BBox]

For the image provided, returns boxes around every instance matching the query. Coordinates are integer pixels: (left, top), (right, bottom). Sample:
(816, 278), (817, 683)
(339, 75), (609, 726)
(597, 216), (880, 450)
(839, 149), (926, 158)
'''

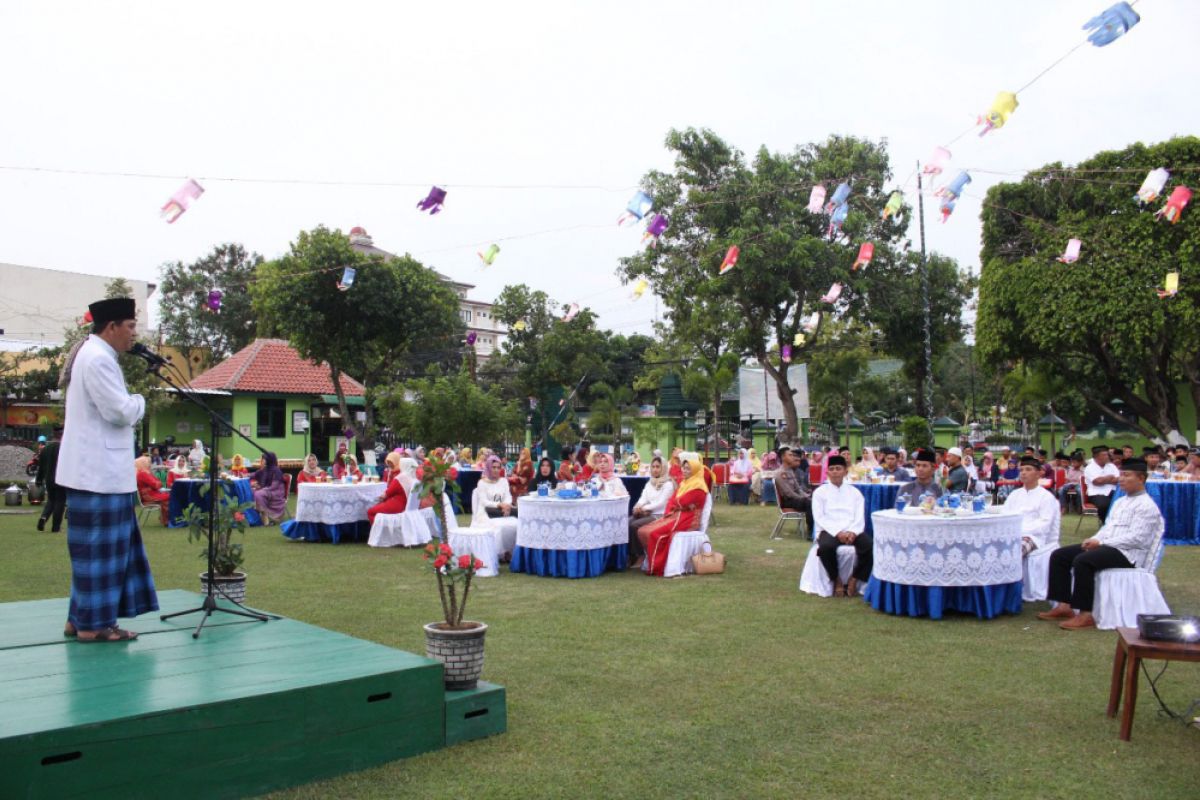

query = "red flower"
(473, 558), (484, 570)
(439, 542), (453, 556)
(416, 467), (424, 480)
(433, 555), (448, 569)
(458, 554), (473, 569)
(447, 467), (458, 480)
(424, 543), (436, 554)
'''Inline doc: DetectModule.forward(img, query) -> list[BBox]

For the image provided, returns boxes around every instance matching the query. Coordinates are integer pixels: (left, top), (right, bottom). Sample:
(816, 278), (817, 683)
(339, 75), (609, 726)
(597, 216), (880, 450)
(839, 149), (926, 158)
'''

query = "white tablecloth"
(516, 496), (629, 550)
(295, 482), (385, 525)
(871, 509), (1023, 587)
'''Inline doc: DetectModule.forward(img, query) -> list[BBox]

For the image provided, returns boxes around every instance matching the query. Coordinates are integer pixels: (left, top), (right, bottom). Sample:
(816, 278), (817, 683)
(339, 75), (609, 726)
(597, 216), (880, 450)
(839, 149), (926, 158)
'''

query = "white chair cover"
(1021, 548), (1054, 602)
(1094, 534), (1170, 630)
(470, 483), (518, 557)
(798, 541), (858, 597)
(645, 494), (714, 577)
(442, 494), (500, 577)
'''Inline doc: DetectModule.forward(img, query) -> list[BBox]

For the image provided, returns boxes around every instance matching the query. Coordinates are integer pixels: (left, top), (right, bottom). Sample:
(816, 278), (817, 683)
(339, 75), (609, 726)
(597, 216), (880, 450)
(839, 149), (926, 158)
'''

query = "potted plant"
(180, 483), (255, 603)
(414, 449), (461, 540)
(422, 540), (488, 690)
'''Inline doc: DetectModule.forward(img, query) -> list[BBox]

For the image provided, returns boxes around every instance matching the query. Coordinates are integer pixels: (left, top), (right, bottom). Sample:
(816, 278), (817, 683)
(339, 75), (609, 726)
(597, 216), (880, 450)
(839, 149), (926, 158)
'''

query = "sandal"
(63, 622), (77, 638)
(77, 626), (138, 643)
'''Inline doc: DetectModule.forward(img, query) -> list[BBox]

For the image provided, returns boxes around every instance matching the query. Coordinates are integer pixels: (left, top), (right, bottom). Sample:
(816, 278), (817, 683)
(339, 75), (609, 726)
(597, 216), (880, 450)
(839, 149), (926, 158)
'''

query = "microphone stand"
(146, 356), (273, 638)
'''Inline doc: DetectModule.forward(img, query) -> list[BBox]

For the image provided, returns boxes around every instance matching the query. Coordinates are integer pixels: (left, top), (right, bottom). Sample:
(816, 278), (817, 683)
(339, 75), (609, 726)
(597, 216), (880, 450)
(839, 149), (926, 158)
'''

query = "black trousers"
(485, 506), (518, 519)
(1046, 543), (1133, 612)
(816, 531), (873, 585)
(628, 515), (658, 559)
(39, 485), (67, 532)
(1087, 493), (1112, 524)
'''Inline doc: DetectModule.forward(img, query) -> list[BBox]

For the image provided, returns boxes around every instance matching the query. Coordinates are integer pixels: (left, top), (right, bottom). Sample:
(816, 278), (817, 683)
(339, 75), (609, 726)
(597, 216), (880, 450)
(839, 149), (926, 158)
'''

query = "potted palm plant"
(180, 483), (255, 603)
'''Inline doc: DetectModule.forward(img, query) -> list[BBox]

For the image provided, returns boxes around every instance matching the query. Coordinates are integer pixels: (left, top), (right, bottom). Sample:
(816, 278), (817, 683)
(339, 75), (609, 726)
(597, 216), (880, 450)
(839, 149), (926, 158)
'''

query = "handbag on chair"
(691, 542), (725, 574)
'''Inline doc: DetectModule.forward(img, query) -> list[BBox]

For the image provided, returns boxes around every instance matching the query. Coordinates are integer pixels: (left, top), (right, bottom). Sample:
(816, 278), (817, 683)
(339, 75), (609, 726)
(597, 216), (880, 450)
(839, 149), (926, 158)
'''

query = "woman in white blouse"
(594, 452), (629, 499)
(472, 454), (516, 524)
(627, 456), (675, 569)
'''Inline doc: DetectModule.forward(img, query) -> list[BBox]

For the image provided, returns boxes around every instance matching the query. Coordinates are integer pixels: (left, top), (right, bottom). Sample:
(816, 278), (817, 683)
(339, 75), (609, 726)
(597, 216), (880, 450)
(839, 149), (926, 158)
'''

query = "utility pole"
(916, 160), (935, 436)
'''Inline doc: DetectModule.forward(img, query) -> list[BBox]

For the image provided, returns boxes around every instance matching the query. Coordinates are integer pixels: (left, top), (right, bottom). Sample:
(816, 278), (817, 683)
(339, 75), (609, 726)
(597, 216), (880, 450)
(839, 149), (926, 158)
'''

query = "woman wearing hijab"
(298, 453), (326, 485)
(457, 447), (474, 469)
(753, 450), (780, 504)
(475, 448), (493, 471)
(728, 448), (753, 505)
(508, 447), (534, 498)
(638, 455), (710, 576)
(667, 447), (684, 484)
(578, 447), (597, 482)
(331, 443), (349, 480)
(342, 454), (364, 482)
(229, 453), (248, 478)
(134, 455), (171, 525)
(557, 447), (578, 482)
(473, 455), (516, 521)
(166, 455), (190, 487)
(186, 439), (206, 469)
(531, 457), (557, 492)
(628, 456), (675, 569)
(594, 452), (629, 498)
(248, 451), (288, 524)
(367, 452), (409, 524)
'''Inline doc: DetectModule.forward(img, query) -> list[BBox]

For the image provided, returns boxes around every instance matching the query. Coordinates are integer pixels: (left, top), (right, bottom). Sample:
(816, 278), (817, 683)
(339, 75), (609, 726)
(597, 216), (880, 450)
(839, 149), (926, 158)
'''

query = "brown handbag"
(691, 542), (725, 574)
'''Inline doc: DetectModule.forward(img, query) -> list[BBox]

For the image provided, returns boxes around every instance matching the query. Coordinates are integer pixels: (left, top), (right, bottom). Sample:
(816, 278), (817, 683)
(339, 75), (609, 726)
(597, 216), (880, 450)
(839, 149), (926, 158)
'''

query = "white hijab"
(397, 457), (418, 492)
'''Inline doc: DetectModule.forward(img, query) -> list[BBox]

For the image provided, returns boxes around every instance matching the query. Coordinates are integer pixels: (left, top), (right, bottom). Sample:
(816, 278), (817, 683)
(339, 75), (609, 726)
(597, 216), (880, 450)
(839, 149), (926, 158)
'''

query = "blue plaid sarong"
(66, 489), (159, 631)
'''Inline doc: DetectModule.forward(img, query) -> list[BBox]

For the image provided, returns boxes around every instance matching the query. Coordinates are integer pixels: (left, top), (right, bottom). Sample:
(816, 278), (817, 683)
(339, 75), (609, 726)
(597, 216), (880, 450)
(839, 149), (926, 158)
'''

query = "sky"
(1, 0), (1198, 342)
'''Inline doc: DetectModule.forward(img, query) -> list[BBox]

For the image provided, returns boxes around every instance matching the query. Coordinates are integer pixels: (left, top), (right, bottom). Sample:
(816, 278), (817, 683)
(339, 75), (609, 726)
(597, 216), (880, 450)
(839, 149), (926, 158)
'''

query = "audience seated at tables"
(897, 449), (943, 506)
(1039, 457), (1164, 630)
(1084, 445), (1119, 524)
(298, 453), (326, 485)
(628, 456), (675, 569)
(341, 454), (364, 482)
(812, 455), (870, 597)
(1059, 453), (1085, 511)
(166, 455), (190, 487)
(556, 446), (579, 482)
(850, 447), (879, 480)
(638, 455), (710, 576)
(508, 447), (534, 499)
(531, 457), (557, 492)
(456, 447), (474, 469)
(367, 452), (408, 525)
(751, 451), (779, 503)
(727, 449), (753, 505)
(668, 447), (684, 484)
(995, 457), (1021, 501)
(1003, 455), (1061, 556)
(574, 443), (593, 481)
(187, 438), (206, 469)
(580, 448), (600, 482)
(1182, 449), (1200, 478)
(878, 447), (911, 483)
(944, 447), (970, 492)
(134, 455), (171, 525)
(475, 455), (516, 519)
(896, 447), (909, 469)
(248, 451), (288, 525)
(229, 453), (248, 477)
(773, 446), (814, 533)
(1143, 446), (1164, 474)
(593, 452), (629, 498)
(330, 443), (350, 480)
(475, 447), (494, 471)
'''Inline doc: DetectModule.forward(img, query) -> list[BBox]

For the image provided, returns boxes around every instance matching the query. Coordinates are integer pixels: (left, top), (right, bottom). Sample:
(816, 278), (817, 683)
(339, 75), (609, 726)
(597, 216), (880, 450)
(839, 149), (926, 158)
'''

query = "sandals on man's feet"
(77, 626), (138, 643)
(64, 622), (77, 638)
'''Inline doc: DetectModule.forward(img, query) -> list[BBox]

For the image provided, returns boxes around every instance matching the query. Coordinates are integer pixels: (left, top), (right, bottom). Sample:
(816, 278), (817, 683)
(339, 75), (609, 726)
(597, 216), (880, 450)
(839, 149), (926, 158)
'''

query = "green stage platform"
(0, 590), (505, 799)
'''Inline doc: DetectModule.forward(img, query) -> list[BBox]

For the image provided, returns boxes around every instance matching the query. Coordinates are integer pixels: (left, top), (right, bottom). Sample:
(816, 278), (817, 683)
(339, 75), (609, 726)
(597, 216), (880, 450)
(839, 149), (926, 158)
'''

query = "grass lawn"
(2, 500), (1198, 799)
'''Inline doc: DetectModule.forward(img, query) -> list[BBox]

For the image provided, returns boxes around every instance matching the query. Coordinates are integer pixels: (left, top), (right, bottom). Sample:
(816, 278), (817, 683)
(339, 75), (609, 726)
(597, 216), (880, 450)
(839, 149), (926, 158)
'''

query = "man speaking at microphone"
(57, 297), (159, 642)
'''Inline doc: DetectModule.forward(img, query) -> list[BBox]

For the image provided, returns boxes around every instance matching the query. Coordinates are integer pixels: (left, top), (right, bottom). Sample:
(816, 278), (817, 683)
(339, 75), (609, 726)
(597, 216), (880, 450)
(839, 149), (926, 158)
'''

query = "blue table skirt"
(453, 471), (482, 514)
(855, 483), (900, 536)
(167, 479), (262, 529)
(510, 544), (628, 578)
(762, 477), (777, 505)
(863, 576), (1023, 620)
(1115, 482), (1199, 545)
(280, 519), (370, 544)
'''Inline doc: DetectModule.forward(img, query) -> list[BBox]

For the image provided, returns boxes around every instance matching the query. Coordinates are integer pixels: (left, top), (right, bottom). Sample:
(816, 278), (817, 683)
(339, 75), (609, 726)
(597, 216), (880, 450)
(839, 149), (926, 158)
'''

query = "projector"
(1137, 614), (1200, 643)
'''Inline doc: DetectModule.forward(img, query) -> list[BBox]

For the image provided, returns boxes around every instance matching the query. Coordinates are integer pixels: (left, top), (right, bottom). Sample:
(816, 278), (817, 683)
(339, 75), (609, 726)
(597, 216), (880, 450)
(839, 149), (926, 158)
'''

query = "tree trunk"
(761, 358), (798, 441)
(913, 359), (929, 418)
(712, 388), (721, 463)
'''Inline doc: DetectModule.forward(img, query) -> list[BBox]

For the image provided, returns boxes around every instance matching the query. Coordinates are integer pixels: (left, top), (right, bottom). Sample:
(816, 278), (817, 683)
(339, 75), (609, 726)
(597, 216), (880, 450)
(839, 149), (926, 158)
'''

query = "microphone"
(129, 342), (171, 368)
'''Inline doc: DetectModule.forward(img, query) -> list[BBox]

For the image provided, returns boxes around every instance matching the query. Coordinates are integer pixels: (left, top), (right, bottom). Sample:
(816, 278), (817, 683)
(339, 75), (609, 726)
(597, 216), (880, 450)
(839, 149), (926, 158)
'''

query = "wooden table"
(1106, 626), (1200, 740)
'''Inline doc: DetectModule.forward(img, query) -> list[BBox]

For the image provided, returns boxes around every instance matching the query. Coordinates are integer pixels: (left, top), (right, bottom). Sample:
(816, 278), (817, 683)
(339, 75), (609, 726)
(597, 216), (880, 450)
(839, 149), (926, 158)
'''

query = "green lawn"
(2, 501), (1198, 799)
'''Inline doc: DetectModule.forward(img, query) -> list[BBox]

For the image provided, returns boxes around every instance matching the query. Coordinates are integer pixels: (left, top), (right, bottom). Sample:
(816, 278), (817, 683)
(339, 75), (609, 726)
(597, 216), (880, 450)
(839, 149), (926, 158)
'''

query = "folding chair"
(1073, 478), (1098, 535)
(769, 483), (807, 540)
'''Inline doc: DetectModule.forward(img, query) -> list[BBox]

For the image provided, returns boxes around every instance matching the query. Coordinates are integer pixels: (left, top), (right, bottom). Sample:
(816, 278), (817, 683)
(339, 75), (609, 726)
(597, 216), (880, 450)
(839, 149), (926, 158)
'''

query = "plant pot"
(423, 621), (488, 690)
(200, 571), (247, 604)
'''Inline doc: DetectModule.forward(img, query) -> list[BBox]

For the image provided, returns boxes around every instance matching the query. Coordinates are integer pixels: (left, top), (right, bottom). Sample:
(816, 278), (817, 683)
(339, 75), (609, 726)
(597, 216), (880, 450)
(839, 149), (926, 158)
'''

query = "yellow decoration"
(980, 91), (1018, 135)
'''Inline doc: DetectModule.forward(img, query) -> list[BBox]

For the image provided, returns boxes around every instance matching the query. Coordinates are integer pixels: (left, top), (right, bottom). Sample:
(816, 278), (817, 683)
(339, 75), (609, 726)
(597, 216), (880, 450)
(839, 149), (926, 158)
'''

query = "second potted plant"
(180, 483), (255, 603)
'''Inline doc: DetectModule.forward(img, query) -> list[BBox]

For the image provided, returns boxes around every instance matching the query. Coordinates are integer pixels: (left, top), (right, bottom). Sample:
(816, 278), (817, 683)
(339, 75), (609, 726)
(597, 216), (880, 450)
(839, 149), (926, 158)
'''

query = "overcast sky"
(1, 0), (1197, 341)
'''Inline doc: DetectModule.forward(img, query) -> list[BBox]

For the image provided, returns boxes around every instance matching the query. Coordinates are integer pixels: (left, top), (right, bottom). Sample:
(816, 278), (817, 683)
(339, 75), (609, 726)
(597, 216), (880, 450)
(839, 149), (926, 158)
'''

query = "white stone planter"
(200, 571), (247, 604)
(423, 621), (487, 690)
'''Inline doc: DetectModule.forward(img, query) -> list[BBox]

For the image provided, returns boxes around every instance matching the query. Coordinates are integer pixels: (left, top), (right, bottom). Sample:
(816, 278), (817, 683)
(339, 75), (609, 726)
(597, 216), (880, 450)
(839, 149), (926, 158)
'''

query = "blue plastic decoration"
(939, 198), (958, 223)
(337, 267), (356, 291)
(936, 170), (972, 201)
(1083, 2), (1140, 47)
(825, 182), (851, 214)
(416, 186), (447, 214)
(827, 203), (849, 238)
(617, 191), (653, 225)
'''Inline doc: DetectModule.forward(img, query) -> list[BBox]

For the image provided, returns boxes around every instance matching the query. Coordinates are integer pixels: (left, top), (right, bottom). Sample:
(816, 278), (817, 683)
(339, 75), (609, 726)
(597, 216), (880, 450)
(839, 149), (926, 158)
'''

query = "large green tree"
(251, 226), (463, 446)
(620, 129), (908, 438)
(159, 243), (263, 364)
(376, 368), (521, 448)
(976, 137), (1200, 443)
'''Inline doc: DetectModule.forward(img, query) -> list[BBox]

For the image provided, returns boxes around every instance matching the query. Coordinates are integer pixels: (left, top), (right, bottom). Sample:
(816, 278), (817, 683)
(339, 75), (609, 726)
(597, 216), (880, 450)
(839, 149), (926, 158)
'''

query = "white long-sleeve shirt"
(1084, 460), (1119, 496)
(1003, 485), (1061, 549)
(1094, 490), (1164, 568)
(812, 481), (865, 536)
(471, 478), (513, 527)
(634, 479), (675, 516)
(597, 475), (629, 498)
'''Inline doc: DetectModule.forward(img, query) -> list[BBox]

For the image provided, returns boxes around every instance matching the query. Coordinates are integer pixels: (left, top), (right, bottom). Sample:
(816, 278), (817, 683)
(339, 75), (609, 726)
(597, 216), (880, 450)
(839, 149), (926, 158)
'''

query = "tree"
(976, 137), (1200, 443)
(587, 382), (635, 450)
(159, 243), (263, 364)
(807, 322), (889, 432)
(251, 226), (464, 447)
(621, 129), (907, 439)
(375, 368), (521, 448)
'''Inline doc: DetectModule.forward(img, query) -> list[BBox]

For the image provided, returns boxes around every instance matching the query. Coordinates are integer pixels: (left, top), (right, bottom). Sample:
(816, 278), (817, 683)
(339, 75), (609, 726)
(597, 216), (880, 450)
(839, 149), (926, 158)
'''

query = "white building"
(0, 262), (156, 350)
(347, 227), (507, 361)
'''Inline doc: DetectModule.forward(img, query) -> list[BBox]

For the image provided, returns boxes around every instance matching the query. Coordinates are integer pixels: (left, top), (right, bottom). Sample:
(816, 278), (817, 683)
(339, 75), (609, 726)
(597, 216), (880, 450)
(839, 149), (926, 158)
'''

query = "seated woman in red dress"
(638, 455), (710, 576)
(229, 453), (249, 477)
(297, 453), (326, 485)
(508, 448), (534, 499)
(367, 453), (408, 524)
(134, 455), (171, 525)
(166, 455), (189, 487)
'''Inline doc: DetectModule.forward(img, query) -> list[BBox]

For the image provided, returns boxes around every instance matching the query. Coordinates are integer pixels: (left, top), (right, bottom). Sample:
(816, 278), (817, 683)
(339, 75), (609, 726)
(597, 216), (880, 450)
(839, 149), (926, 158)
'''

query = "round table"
(509, 495), (629, 578)
(850, 482), (901, 536)
(1114, 479), (1199, 545)
(281, 481), (386, 543)
(863, 509), (1024, 619)
(167, 478), (261, 528)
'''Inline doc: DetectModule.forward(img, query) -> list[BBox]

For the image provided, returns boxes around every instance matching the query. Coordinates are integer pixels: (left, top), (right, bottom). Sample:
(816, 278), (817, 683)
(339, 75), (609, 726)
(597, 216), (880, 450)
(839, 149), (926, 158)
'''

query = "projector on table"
(1137, 614), (1200, 643)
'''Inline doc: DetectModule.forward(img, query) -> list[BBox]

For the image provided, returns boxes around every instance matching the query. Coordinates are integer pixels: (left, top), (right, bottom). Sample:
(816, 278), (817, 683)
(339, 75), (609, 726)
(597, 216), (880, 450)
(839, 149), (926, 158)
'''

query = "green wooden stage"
(0, 590), (505, 799)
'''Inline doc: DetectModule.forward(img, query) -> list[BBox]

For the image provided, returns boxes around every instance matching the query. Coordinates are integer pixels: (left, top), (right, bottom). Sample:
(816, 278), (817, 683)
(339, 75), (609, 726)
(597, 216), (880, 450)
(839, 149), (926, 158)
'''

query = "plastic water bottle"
(894, 494), (908, 514)
(972, 493), (986, 513)
(538, 482), (549, 497)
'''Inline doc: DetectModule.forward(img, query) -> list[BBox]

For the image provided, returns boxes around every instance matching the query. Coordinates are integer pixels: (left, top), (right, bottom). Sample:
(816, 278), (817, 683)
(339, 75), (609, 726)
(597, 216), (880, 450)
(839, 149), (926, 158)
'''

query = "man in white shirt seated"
(1083, 444), (1119, 523)
(1003, 455), (1061, 556)
(1038, 457), (1164, 630)
(812, 455), (868, 597)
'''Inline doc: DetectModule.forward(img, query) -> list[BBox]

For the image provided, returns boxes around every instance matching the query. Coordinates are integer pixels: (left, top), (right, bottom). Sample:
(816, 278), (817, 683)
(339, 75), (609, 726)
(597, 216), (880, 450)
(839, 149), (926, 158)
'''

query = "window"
(257, 398), (286, 438)
(460, 309), (473, 323)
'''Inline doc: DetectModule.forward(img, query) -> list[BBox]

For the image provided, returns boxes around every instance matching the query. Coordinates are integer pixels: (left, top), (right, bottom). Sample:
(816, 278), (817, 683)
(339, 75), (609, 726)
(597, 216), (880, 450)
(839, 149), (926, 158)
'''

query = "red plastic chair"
(1053, 468), (1067, 491)
(808, 465), (823, 485)
(1073, 478), (1097, 534)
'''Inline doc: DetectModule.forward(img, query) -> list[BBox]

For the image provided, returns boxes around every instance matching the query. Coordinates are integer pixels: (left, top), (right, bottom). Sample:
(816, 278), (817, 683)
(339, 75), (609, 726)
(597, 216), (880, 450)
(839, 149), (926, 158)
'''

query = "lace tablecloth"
(516, 496), (629, 550)
(295, 482), (385, 525)
(871, 509), (1023, 587)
